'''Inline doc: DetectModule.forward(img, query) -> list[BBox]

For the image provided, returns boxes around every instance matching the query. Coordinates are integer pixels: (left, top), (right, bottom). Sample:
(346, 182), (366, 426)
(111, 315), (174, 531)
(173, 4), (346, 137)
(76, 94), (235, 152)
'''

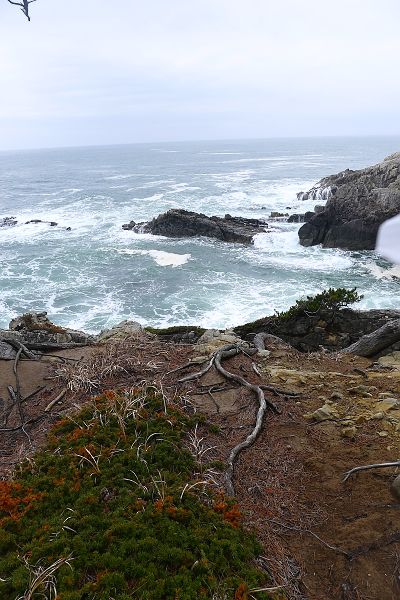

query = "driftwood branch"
(341, 318), (400, 357)
(343, 461), (400, 482)
(44, 388), (67, 413)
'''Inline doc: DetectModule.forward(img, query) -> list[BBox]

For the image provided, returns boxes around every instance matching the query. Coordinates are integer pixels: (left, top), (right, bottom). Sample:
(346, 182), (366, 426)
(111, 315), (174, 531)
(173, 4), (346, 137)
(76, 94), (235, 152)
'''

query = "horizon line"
(1, 132), (400, 154)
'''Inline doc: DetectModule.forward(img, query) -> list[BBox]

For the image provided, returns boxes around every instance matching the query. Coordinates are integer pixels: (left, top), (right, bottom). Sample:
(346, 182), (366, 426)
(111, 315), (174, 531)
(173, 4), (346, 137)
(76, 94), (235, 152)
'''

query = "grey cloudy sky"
(1, 0), (400, 150)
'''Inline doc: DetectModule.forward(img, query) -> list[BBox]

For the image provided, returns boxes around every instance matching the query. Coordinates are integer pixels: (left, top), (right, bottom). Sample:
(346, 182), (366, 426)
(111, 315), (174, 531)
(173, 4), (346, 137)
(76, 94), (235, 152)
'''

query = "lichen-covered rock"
(1, 312), (94, 349)
(298, 152), (400, 250)
(123, 209), (268, 244)
(195, 329), (243, 355)
(97, 320), (143, 342)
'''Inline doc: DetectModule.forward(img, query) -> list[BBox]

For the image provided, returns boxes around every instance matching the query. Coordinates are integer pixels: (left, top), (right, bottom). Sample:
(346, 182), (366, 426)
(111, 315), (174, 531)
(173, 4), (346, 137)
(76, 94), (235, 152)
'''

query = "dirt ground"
(1, 334), (400, 599)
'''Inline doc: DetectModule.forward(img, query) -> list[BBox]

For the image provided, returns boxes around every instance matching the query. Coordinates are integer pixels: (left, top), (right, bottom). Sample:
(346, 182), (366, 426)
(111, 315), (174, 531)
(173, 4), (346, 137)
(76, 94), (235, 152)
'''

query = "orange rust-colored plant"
(213, 493), (243, 528)
(0, 482), (43, 525)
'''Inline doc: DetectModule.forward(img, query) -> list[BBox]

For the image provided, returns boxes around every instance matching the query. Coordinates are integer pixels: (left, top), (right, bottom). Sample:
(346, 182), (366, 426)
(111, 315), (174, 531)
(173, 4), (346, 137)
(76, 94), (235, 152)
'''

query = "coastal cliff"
(298, 152), (400, 250)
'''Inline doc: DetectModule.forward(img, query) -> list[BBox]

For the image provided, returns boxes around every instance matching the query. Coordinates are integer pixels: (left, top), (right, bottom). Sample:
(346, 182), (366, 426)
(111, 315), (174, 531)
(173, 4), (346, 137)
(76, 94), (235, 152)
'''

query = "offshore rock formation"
(122, 209), (268, 244)
(298, 152), (400, 250)
(0, 217), (71, 231)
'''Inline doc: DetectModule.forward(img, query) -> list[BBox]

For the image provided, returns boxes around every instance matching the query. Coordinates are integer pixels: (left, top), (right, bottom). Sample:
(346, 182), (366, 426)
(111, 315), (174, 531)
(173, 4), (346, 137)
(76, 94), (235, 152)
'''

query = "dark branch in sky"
(7, 0), (36, 21)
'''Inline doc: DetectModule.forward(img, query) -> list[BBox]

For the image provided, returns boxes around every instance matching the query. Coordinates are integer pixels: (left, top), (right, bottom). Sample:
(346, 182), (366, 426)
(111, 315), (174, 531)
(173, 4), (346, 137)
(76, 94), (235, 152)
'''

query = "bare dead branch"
(343, 461), (400, 482)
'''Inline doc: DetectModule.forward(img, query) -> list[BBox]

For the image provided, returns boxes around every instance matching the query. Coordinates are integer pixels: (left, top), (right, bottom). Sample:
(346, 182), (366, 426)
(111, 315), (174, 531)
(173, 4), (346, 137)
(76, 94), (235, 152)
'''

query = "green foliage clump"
(0, 388), (269, 600)
(145, 325), (206, 338)
(276, 287), (362, 322)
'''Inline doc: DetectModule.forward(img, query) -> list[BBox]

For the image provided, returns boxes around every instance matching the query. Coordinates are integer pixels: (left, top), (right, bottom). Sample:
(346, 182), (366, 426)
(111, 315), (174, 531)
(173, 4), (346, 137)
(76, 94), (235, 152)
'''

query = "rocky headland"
(1, 297), (400, 599)
(297, 152), (400, 250)
(122, 208), (268, 244)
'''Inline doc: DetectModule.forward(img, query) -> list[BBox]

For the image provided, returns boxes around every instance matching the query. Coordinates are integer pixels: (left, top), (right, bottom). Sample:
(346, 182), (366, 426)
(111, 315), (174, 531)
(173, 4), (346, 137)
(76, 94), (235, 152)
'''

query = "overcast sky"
(1, 0), (400, 150)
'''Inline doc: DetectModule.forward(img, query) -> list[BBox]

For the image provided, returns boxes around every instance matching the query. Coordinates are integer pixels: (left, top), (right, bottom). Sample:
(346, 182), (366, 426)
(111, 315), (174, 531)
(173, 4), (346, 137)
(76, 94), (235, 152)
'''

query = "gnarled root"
(177, 344), (284, 496)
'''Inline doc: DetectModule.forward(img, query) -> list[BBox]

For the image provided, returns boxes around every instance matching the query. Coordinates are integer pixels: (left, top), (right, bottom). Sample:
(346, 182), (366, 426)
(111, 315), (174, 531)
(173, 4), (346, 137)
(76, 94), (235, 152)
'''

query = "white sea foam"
(104, 174), (137, 180)
(364, 261), (400, 280)
(117, 248), (191, 267)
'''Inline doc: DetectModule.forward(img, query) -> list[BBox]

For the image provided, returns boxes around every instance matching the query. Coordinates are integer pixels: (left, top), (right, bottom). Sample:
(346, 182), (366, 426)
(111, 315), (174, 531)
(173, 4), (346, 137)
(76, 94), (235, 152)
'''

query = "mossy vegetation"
(0, 388), (269, 600)
(145, 325), (206, 338)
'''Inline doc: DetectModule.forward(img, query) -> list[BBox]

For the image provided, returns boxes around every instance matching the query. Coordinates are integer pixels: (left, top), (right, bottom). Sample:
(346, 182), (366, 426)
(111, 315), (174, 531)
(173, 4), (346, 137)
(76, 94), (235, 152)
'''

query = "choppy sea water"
(0, 137), (399, 333)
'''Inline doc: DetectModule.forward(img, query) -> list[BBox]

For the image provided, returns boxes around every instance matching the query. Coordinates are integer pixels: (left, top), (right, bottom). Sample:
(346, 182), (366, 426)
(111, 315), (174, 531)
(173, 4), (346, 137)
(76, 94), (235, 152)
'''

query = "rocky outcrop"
(298, 152), (400, 250)
(234, 308), (400, 353)
(0, 312), (94, 354)
(287, 211), (315, 223)
(96, 320), (143, 343)
(122, 209), (268, 244)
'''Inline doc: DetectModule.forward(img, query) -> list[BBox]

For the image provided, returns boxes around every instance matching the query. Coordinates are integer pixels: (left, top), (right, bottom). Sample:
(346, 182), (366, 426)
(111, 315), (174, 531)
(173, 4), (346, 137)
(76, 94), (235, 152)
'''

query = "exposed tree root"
(269, 518), (350, 558)
(347, 530), (400, 560)
(176, 343), (294, 496)
(343, 461), (400, 482)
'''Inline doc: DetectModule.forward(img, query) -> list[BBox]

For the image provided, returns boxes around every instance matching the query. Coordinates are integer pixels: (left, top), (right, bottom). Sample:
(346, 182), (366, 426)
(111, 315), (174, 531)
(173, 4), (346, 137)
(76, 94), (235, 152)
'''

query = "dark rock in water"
(1, 312), (95, 350)
(25, 219), (59, 227)
(298, 152), (400, 250)
(123, 209), (268, 244)
(122, 220), (136, 230)
(0, 217), (17, 227)
(287, 211), (315, 223)
(270, 211), (289, 219)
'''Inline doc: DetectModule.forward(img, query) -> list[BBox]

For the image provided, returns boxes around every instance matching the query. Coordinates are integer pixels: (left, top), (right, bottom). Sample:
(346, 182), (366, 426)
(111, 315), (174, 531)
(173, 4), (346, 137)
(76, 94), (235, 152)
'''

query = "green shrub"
(276, 287), (362, 321)
(0, 388), (269, 600)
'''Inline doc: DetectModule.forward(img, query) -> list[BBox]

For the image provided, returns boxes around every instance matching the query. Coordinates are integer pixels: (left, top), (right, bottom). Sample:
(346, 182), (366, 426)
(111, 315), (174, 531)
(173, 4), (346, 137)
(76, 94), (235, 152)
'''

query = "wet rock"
(287, 211), (315, 223)
(270, 211), (289, 219)
(123, 209), (268, 244)
(298, 152), (400, 250)
(0, 216), (17, 227)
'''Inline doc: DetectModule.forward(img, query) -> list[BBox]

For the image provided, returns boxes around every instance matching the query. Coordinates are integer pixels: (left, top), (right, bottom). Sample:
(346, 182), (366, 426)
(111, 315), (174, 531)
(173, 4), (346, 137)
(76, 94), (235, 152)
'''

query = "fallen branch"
(269, 519), (350, 558)
(347, 530), (400, 560)
(343, 461), (400, 482)
(45, 388), (67, 413)
(2, 338), (37, 360)
(341, 318), (400, 357)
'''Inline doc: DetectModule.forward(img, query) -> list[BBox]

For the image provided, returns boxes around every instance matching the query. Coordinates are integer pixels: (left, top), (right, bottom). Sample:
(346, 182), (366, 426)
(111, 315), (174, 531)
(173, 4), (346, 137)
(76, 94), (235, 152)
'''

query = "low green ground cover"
(0, 388), (269, 600)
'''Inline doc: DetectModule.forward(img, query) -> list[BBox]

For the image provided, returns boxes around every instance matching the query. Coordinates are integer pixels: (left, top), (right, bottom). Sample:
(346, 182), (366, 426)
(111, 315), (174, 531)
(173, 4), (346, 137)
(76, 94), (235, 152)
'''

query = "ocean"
(0, 136), (399, 334)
